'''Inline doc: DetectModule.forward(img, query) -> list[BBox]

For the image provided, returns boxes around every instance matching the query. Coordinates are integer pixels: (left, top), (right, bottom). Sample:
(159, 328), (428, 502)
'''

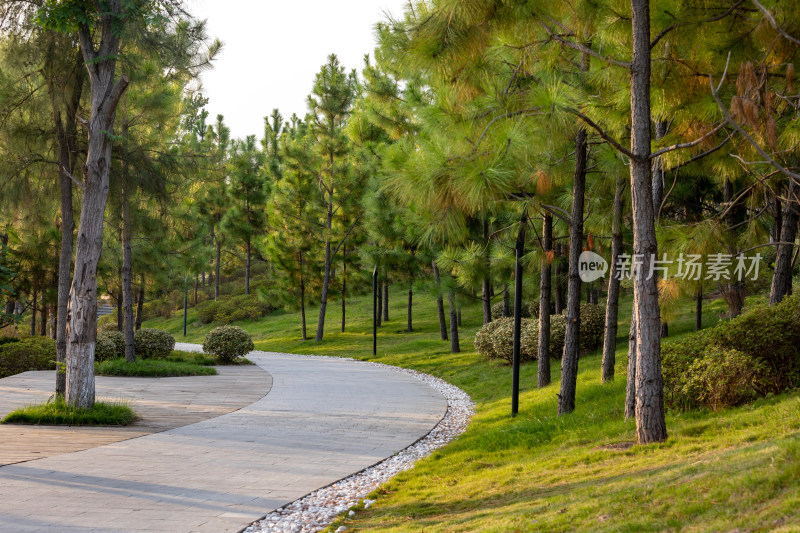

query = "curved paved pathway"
(0, 347), (447, 532)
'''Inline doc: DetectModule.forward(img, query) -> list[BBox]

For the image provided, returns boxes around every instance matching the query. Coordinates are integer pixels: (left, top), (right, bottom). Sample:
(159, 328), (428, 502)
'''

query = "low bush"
(579, 303), (605, 351)
(475, 307), (594, 365)
(0, 336), (56, 378)
(95, 330), (125, 362)
(0, 336), (19, 347)
(662, 293), (800, 410)
(2, 396), (136, 426)
(133, 328), (175, 360)
(97, 314), (118, 331)
(195, 294), (276, 325)
(141, 299), (173, 321)
(203, 325), (254, 363)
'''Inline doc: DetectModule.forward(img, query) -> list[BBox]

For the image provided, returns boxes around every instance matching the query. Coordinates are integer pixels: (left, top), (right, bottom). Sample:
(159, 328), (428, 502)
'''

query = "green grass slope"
(145, 288), (800, 531)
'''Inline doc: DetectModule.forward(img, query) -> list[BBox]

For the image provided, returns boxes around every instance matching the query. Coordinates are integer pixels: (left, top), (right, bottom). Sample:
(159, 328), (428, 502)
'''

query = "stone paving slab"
(0, 347), (447, 532)
(0, 366), (271, 466)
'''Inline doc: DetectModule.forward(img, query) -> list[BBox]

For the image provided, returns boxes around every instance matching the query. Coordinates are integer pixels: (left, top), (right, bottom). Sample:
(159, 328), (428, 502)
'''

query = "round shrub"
(203, 325), (254, 362)
(0, 336), (56, 378)
(474, 319), (502, 359)
(133, 328), (175, 360)
(95, 330), (125, 362)
(97, 321), (119, 334)
(491, 302), (508, 320)
(579, 303), (605, 351)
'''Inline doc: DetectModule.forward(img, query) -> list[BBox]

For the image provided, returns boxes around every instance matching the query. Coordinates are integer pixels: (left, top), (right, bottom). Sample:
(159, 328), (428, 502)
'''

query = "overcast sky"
(188, 0), (409, 140)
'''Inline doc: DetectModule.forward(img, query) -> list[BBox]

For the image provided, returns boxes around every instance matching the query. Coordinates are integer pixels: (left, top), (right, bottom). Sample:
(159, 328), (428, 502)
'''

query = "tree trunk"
(555, 243), (566, 314)
(695, 288), (703, 331)
(31, 287), (37, 336)
(341, 245), (347, 333)
(40, 302), (48, 337)
(315, 189), (334, 342)
(383, 278), (389, 322)
(558, 124), (587, 416)
(625, 303), (637, 419)
(433, 261), (448, 340)
(245, 238), (251, 296)
(194, 275), (198, 306)
(299, 250), (307, 341)
(629, 0), (667, 443)
(457, 305), (462, 327)
(214, 232), (221, 301)
(121, 177), (136, 363)
(652, 121), (668, 214)
(51, 48), (82, 396)
(538, 213), (553, 388)
(770, 179), (799, 305)
(66, 12), (129, 408)
(135, 273), (145, 331)
(448, 290), (460, 353)
(723, 179), (745, 317)
(602, 179), (624, 383)
(502, 284), (510, 317)
(482, 216), (492, 324)
(407, 282), (413, 332)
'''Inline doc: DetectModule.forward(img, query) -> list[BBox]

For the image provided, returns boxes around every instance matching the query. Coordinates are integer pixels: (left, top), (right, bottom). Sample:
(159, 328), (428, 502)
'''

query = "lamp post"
(372, 266), (378, 356)
(183, 273), (188, 337)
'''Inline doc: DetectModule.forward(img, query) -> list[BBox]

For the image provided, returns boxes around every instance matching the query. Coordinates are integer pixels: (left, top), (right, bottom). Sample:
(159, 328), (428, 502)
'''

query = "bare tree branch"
(750, 0), (800, 46)
(565, 108), (636, 159)
(649, 121), (727, 159)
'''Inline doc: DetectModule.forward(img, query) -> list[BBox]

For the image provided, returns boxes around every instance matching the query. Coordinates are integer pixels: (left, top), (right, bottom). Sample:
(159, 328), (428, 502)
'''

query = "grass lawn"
(145, 286), (800, 531)
(95, 355), (217, 377)
(2, 396), (137, 426)
(165, 349), (254, 366)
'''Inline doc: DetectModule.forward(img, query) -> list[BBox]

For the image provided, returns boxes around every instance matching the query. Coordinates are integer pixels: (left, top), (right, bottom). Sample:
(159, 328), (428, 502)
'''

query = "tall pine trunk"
(482, 217), (492, 324)
(770, 179), (799, 305)
(135, 273), (145, 331)
(50, 46), (83, 396)
(383, 278), (389, 322)
(602, 178), (624, 382)
(66, 11), (129, 408)
(433, 261), (448, 340)
(30, 287), (38, 336)
(629, 0), (667, 443)
(341, 245), (346, 333)
(555, 243), (566, 314)
(448, 290), (460, 353)
(558, 124), (587, 416)
(695, 288), (703, 331)
(538, 213), (553, 388)
(315, 189), (334, 342)
(214, 228), (221, 301)
(723, 179), (745, 317)
(299, 250), (307, 341)
(121, 177), (136, 363)
(245, 237), (251, 296)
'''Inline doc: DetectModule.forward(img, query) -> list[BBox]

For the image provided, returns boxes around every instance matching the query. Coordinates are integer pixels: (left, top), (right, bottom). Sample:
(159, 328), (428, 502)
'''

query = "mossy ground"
(145, 287), (800, 531)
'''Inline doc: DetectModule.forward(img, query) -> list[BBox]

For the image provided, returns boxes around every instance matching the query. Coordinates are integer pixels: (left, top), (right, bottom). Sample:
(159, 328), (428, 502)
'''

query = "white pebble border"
(243, 352), (475, 533)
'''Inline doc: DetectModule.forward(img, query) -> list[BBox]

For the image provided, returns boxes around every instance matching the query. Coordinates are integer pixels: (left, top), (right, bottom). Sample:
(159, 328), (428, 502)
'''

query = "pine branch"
(565, 108), (635, 159)
(750, 0), (800, 46)
(649, 121), (727, 159)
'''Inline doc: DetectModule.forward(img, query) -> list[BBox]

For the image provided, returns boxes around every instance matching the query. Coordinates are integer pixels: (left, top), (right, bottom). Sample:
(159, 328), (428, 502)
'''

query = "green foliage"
(141, 299), (173, 320)
(491, 301), (532, 320)
(202, 325), (254, 363)
(133, 328), (175, 359)
(2, 396), (136, 426)
(97, 314), (118, 331)
(663, 294), (800, 410)
(195, 293), (276, 325)
(95, 358), (217, 377)
(95, 330), (124, 362)
(0, 336), (20, 347)
(0, 336), (56, 378)
(579, 303), (605, 351)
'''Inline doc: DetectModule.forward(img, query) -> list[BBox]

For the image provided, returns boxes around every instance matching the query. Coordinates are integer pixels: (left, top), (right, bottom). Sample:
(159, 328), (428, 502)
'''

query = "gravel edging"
(242, 352), (475, 533)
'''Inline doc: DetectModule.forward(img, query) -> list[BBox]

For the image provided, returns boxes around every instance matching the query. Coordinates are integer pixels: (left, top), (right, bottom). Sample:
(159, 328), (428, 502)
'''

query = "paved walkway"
(0, 346), (447, 532)
(0, 366), (271, 466)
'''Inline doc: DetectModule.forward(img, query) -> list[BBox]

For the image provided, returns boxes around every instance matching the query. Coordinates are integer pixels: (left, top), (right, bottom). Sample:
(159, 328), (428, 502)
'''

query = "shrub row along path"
(0, 344), (447, 532)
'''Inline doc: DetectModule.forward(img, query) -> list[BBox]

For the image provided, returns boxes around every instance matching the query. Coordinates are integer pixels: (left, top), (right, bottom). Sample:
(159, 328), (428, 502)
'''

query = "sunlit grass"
(145, 285), (800, 531)
(2, 396), (137, 426)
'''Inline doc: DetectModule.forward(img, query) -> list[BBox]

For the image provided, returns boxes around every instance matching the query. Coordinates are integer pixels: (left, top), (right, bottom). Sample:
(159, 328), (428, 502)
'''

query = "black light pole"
(511, 217), (526, 417)
(183, 274), (188, 337)
(372, 266), (378, 356)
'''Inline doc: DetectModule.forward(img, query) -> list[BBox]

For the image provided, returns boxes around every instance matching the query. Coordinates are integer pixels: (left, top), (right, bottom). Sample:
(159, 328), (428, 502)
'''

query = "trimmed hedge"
(196, 294), (276, 325)
(475, 305), (597, 364)
(0, 336), (56, 378)
(133, 328), (175, 360)
(662, 293), (800, 410)
(203, 325), (254, 363)
(96, 330), (125, 362)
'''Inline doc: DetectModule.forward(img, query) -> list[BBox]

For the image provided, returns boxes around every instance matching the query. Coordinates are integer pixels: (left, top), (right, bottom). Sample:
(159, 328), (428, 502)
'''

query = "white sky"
(188, 0), (409, 140)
